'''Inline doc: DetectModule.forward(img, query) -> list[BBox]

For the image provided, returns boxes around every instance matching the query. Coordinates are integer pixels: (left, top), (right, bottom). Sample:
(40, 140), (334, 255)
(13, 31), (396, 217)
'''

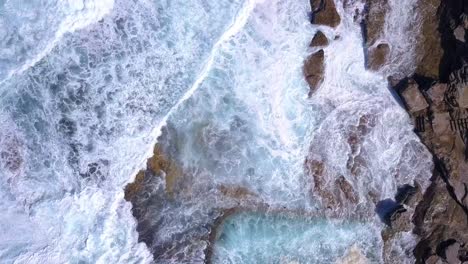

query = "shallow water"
(212, 212), (381, 263)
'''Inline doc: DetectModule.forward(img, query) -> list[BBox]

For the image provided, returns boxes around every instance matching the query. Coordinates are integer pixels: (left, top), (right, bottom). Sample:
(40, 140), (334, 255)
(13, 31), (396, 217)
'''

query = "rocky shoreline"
(306, 0), (468, 262)
(393, 1), (468, 261)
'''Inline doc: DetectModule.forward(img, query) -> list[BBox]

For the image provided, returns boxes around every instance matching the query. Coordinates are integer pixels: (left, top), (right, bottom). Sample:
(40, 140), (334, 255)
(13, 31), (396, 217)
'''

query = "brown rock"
(368, 43), (390, 71)
(310, 31), (329, 47)
(146, 144), (182, 196)
(427, 83), (448, 110)
(303, 49), (325, 93)
(218, 185), (257, 200)
(389, 209), (411, 232)
(414, 0), (443, 79)
(124, 170), (146, 201)
(363, 0), (389, 47)
(336, 176), (358, 204)
(401, 79), (429, 113)
(311, 0), (341, 28)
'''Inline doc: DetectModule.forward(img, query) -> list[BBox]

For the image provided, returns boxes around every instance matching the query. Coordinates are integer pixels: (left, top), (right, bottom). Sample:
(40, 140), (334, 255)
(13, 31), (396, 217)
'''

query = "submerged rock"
(368, 43), (389, 71)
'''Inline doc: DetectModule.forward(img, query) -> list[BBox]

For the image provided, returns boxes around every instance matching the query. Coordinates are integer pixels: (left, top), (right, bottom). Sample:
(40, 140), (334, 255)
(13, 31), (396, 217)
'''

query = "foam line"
(0, 0), (114, 85)
(129, 0), (257, 182)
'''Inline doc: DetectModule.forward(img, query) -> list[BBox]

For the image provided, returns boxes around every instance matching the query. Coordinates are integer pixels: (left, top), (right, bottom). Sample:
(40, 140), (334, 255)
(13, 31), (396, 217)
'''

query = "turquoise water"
(212, 212), (381, 263)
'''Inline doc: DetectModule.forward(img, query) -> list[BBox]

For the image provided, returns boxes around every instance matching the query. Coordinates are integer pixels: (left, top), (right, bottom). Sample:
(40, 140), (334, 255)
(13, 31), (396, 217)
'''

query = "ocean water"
(212, 212), (382, 263)
(0, 0), (432, 263)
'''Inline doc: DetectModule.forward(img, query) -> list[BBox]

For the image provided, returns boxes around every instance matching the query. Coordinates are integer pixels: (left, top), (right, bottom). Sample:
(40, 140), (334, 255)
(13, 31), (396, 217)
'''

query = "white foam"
(0, 0), (114, 84)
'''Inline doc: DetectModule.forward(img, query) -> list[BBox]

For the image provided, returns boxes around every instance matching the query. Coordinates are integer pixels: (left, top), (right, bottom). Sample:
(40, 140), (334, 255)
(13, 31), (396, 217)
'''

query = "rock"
(0, 133), (23, 173)
(218, 185), (257, 200)
(303, 49), (325, 93)
(425, 255), (445, 264)
(389, 208), (411, 232)
(362, 0), (389, 47)
(387, 0), (468, 263)
(310, 31), (329, 47)
(454, 25), (465, 42)
(336, 175), (358, 204)
(432, 112), (452, 136)
(458, 85), (468, 108)
(400, 79), (429, 113)
(427, 83), (447, 110)
(367, 43), (390, 71)
(310, 0), (341, 28)
(394, 184), (418, 205)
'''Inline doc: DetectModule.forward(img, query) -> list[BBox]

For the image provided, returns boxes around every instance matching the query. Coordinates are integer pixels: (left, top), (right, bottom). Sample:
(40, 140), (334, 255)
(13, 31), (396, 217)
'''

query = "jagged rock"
(303, 49), (325, 93)
(425, 255), (445, 264)
(310, 0), (341, 28)
(335, 244), (369, 264)
(368, 43), (390, 71)
(218, 185), (258, 200)
(389, 208), (411, 232)
(362, 0), (389, 47)
(310, 31), (329, 47)
(368, 0), (468, 262)
(401, 79), (429, 113)
(443, 241), (461, 264)
(427, 83), (448, 110)
(395, 184), (419, 205)
(414, 0), (443, 79)
(454, 25), (466, 42)
(336, 175), (358, 204)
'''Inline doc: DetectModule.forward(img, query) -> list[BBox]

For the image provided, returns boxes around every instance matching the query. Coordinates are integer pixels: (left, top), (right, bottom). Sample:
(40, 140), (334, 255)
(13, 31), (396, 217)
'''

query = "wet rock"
(303, 49), (325, 93)
(310, 31), (329, 47)
(427, 83), (448, 110)
(336, 176), (358, 204)
(394, 184), (418, 205)
(436, 240), (461, 263)
(310, 0), (341, 28)
(124, 170), (146, 201)
(414, 0), (443, 79)
(362, 0), (389, 47)
(367, 43), (389, 71)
